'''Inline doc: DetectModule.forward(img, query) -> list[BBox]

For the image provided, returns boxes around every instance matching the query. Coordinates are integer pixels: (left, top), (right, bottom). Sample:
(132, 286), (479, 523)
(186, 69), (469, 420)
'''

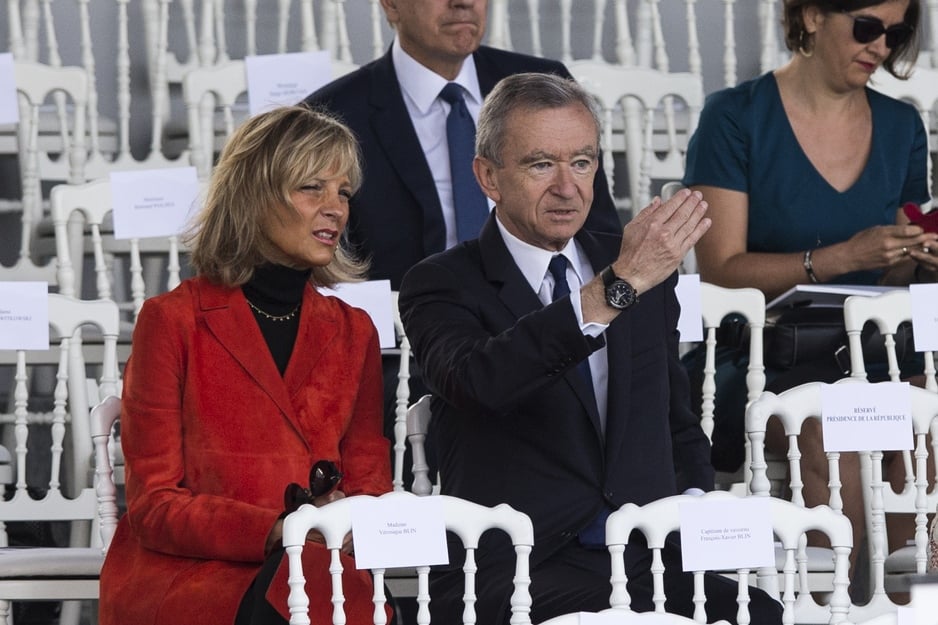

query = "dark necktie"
(548, 255), (594, 391)
(439, 83), (488, 242)
(549, 254), (608, 549)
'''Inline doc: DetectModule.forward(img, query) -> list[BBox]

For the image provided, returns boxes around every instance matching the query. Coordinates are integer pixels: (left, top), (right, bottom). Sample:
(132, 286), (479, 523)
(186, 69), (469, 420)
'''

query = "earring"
(798, 29), (814, 58)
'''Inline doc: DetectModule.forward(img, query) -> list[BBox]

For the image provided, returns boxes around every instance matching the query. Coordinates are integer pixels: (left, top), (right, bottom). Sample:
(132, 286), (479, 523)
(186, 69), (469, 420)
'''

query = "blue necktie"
(548, 255), (594, 392)
(439, 83), (488, 242)
(549, 255), (609, 549)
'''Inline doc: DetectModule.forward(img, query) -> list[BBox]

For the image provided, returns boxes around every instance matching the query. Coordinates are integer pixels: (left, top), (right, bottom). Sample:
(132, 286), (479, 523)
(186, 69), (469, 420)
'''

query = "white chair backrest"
(747, 382), (849, 512)
(698, 283), (767, 442)
(606, 491), (852, 625)
(406, 394), (434, 496)
(13, 60), (88, 258)
(569, 61), (703, 214)
(844, 290), (936, 391)
(391, 291), (411, 492)
(282, 491), (534, 625)
(758, 0), (790, 74)
(2, 294), (120, 508)
(90, 395), (122, 551)
(860, 385), (938, 611)
(539, 609), (730, 625)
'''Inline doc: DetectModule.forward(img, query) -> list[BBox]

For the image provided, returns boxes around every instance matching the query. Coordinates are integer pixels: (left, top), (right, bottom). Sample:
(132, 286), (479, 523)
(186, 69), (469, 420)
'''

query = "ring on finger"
(901, 246), (909, 256)
(924, 246), (932, 254)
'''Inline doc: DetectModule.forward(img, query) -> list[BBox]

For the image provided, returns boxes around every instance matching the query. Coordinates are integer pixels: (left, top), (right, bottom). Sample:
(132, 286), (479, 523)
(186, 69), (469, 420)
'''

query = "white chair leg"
(60, 600), (82, 625)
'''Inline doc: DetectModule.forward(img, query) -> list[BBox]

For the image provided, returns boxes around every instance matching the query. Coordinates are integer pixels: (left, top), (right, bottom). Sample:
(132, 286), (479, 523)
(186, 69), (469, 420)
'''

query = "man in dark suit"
(303, 0), (620, 290)
(399, 73), (782, 625)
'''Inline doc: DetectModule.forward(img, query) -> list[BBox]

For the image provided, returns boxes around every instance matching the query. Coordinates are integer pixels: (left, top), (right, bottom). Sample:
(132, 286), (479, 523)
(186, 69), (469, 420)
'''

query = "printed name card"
(910, 283), (938, 351)
(0, 282), (49, 350)
(0, 53), (18, 124)
(679, 497), (774, 572)
(911, 582), (938, 625)
(319, 280), (395, 349)
(350, 495), (448, 569)
(110, 167), (201, 239)
(579, 613), (680, 625)
(245, 51), (334, 116)
(676, 273), (703, 342)
(821, 381), (912, 452)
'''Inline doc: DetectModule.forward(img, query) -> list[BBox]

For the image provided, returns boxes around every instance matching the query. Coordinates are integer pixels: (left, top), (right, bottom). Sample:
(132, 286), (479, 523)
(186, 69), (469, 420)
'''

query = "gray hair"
(476, 72), (602, 167)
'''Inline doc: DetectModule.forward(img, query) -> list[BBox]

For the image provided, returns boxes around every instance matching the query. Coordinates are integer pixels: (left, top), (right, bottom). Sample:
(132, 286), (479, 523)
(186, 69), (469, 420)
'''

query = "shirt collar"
(391, 36), (483, 114)
(495, 216), (586, 294)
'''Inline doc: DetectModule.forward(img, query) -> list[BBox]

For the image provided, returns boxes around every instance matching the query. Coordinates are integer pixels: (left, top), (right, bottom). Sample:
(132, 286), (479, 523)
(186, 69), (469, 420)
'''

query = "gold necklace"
(247, 299), (300, 322)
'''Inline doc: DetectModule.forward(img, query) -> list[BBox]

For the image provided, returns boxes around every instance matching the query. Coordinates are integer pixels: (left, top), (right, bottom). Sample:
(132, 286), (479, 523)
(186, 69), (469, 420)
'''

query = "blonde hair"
(187, 104), (367, 287)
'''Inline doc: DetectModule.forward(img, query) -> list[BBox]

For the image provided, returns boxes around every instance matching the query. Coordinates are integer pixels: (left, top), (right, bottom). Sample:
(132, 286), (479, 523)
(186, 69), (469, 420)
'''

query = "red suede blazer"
(99, 276), (391, 625)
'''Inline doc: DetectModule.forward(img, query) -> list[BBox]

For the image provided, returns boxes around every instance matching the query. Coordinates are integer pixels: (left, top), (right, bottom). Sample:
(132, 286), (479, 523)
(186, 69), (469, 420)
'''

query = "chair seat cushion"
(885, 545), (918, 573)
(775, 545), (835, 571)
(0, 547), (104, 577)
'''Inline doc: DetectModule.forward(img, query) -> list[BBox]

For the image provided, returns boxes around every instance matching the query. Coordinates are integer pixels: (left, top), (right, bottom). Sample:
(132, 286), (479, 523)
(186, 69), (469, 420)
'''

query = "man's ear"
(473, 156), (501, 204)
(379, 0), (398, 22)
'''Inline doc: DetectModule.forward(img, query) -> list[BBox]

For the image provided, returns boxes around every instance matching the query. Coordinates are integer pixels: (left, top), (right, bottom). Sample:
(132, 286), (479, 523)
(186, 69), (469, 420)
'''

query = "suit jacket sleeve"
(400, 254), (605, 417)
(662, 271), (715, 492)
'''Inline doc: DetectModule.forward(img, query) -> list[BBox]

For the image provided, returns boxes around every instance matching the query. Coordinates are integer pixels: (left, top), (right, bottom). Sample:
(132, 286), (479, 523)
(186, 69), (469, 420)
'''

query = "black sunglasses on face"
(844, 13), (913, 49)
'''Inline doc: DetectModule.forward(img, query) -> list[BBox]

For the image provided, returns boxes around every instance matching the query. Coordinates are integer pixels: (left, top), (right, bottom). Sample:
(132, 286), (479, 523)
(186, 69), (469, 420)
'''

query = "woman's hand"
(840, 224), (938, 272)
(909, 244), (938, 280)
(265, 490), (353, 556)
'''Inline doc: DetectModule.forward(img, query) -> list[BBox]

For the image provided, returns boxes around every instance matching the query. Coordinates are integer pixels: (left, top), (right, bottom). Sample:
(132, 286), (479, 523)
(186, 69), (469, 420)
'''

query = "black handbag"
(719, 307), (915, 372)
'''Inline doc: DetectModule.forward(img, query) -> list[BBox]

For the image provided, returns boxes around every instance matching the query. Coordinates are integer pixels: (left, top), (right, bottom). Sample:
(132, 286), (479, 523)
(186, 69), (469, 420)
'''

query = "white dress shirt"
(496, 218), (610, 431)
(392, 38), (492, 250)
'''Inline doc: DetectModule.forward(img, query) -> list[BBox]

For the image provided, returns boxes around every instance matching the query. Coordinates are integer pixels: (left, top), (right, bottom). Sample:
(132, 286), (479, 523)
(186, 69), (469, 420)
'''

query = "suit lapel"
(576, 232), (635, 463)
(479, 218), (607, 435)
(198, 280), (307, 443)
(367, 52), (446, 255)
(284, 287), (337, 400)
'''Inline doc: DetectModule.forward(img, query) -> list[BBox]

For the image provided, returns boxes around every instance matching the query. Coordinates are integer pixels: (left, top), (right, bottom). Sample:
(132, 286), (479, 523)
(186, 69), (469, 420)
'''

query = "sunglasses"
(283, 459), (344, 514)
(844, 13), (913, 49)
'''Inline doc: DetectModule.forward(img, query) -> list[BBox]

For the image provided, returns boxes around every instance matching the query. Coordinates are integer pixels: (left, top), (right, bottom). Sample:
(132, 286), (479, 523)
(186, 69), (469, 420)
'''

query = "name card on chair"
(0, 53), (17, 124)
(679, 497), (774, 571)
(319, 280), (395, 349)
(110, 167), (200, 239)
(676, 273), (703, 342)
(350, 495), (448, 569)
(0, 282), (49, 350)
(821, 381), (913, 452)
(245, 51), (333, 116)
(910, 284), (938, 350)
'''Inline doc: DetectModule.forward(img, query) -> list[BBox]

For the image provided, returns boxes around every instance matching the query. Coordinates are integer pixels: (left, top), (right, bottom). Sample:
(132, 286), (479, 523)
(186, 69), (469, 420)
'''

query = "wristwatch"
(600, 266), (638, 310)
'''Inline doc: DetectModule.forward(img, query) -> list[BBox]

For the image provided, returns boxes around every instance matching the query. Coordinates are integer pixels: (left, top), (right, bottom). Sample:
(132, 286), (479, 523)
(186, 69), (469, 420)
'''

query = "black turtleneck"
(241, 264), (311, 376)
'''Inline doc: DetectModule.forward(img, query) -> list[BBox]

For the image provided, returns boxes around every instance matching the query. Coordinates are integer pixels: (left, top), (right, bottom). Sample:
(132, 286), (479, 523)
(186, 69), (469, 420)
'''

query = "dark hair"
(476, 72), (601, 167)
(783, 0), (920, 78)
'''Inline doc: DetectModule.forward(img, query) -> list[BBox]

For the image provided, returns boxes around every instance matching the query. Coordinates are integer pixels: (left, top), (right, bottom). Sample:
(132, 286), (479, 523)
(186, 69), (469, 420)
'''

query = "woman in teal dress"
(682, 0), (936, 582)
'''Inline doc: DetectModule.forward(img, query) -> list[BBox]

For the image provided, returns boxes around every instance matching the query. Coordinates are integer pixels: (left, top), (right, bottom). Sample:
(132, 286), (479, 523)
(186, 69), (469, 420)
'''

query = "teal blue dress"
(680, 72), (931, 471)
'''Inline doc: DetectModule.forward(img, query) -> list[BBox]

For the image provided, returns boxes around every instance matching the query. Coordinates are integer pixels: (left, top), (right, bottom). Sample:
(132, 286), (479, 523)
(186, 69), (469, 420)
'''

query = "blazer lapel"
(576, 231), (636, 462)
(198, 281), (306, 442)
(367, 52), (446, 255)
(479, 217), (604, 433)
(283, 286), (337, 400)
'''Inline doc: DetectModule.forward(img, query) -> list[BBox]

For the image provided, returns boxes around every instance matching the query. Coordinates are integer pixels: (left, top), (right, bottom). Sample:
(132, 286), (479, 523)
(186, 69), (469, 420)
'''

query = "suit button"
(605, 491), (614, 499)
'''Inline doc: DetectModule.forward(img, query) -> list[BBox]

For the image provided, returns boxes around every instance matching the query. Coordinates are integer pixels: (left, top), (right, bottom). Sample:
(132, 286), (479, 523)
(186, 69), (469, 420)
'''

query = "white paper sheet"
(350, 496), (449, 569)
(821, 382), (913, 452)
(110, 167), (201, 239)
(911, 583), (938, 625)
(319, 280), (395, 349)
(0, 53), (18, 125)
(0, 282), (49, 350)
(676, 273), (703, 343)
(766, 283), (896, 311)
(245, 51), (334, 116)
(910, 283), (938, 351)
(679, 497), (774, 572)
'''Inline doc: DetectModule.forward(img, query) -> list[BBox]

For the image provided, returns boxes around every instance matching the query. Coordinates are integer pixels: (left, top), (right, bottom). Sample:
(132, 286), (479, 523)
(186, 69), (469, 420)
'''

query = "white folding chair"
(539, 609), (730, 625)
(860, 385), (938, 608)
(844, 290), (937, 391)
(391, 291), (412, 492)
(607, 491), (852, 625)
(282, 491), (534, 625)
(0, 299), (121, 625)
(569, 62), (703, 216)
(50, 177), (192, 334)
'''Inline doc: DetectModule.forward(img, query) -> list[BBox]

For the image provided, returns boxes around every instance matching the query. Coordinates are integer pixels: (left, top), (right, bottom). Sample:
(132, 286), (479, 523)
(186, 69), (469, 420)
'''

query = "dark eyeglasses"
(283, 459), (344, 514)
(844, 13), (913, 49)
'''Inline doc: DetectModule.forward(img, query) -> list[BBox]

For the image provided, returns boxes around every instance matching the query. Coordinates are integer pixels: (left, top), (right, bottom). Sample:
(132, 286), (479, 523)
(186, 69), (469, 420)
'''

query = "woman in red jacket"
(99, 104), (392, 625)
